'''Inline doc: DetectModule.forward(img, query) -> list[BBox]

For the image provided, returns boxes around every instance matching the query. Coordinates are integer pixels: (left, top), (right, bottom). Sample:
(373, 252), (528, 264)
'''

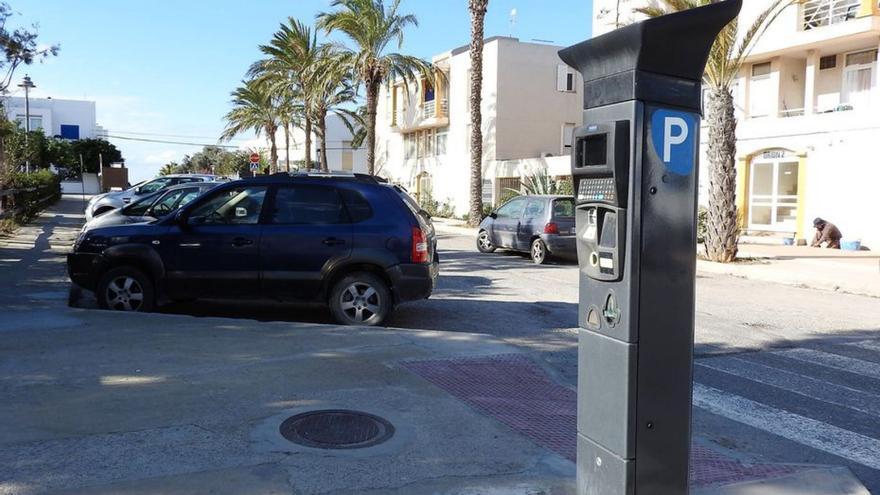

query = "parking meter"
(559, 2), (741, 494)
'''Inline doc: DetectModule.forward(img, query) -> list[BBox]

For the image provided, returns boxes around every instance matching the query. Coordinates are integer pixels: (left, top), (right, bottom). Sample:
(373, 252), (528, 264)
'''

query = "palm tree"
(250, 18), (322, 171)
(317, 0), (432, 175)
(220, 79), (281, 172)
(467, 0), (489, 227)
(158, 162), (178, 176)
(637, 0), (790, 263)
(309, 51), (361, 171)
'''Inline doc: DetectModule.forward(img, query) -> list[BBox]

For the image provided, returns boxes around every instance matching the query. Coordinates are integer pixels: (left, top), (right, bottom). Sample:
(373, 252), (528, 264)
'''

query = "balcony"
(392, 98), (449, 132)
(802, 0), (860, 30)
(421, 98), (449, 120)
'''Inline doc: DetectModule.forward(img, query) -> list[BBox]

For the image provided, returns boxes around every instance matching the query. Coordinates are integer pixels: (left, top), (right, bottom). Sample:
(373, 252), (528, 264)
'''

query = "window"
(552, 198), (575, 218)
(523, 199), (546, 219)
(842, 49), (877, 109)
(138, 178), (173, 194)
(341, 140), (353, 171)
(749, 62), (773, 117)
(385, 88), (393, 123)
(562, 123), (576, 154)
(557, 65), (576, 92)
(424, 129), (434, 157)
(436, 127), (448, 155)
(496, 197), (526, 219)
(122, 194), (157, 216)
(189, 186), (267, 225)
(339, 188), (373, 223)
(150, 189), (191, 217)
(482, 178), (493, 204)
(405, 133), (417, 159)
(269, 186), (347, 225)
(60, 124), (80, 140)
(16, 115), (43, 130)
(819, 55), (837, 70)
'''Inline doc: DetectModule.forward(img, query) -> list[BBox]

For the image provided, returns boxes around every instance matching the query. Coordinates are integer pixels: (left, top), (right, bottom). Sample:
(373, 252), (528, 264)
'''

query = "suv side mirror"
(175, 210), (189, 228)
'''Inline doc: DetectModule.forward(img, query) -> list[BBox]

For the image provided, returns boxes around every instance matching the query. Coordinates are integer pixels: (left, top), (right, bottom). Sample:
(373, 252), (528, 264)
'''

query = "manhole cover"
(279, 409), (394, 449)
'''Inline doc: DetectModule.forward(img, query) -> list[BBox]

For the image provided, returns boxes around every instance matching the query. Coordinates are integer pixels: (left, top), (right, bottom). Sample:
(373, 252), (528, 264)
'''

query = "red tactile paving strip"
(402, 353), (809, 488)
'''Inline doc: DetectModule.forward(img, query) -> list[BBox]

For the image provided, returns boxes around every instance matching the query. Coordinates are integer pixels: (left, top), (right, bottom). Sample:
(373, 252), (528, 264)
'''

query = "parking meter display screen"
(579, 134), (607, 167)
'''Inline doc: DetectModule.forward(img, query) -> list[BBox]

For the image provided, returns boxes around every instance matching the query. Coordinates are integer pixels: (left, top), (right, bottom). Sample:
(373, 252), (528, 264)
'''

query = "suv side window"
(523, 199), (546, 219)
(339, 188), (373, 223)
(496, 197), (526, 219)
(269, 185), (348, 225)
(188, 186), (267, 225)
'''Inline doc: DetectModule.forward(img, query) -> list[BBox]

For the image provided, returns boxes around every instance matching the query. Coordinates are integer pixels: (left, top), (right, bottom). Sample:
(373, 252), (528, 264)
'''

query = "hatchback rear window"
(552, 198), (575, 218)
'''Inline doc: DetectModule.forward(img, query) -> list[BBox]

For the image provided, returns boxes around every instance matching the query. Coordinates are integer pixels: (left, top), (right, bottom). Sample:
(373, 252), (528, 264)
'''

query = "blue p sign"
(651, 109), (697, 176)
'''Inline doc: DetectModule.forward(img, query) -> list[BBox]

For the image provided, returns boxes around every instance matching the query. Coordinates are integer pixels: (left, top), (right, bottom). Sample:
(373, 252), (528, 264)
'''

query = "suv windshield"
(122, 192), (161, 216)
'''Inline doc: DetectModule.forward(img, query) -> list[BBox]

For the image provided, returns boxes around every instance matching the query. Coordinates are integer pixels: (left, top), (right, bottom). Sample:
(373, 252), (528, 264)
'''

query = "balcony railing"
(802, 0), (860, 30)
(421, 98), (449, 120)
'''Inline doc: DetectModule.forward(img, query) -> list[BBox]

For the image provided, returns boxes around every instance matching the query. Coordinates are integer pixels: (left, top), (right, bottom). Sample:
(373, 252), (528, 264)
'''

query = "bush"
(1, 170), (61, 229)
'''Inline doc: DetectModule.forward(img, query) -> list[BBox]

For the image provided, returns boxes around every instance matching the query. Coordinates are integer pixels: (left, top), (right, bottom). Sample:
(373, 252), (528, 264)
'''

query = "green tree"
(636, 0), (790, 262)
(317, 0), (431, 175)
(221, 79), (281, 172)
(310, 51), (361, 171)
(250, 18), (321, 171)
(467, 0), (489, 226)
(71, 138), (123, 174)
(158, 162), (179, 176)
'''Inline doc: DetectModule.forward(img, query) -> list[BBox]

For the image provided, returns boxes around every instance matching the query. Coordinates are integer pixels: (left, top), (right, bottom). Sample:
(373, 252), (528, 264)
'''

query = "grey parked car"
(83, 182), (220, 231)
(477, 195), (576, 264)
(86, 174), (223, 221)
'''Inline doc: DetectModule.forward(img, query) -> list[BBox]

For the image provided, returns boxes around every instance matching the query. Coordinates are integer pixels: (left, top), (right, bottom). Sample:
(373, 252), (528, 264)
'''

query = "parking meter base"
(578, 434), (634, 495)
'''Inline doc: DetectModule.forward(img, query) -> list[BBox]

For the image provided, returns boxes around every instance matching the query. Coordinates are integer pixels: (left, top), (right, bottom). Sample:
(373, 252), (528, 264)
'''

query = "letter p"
(663, 117), (688, 163)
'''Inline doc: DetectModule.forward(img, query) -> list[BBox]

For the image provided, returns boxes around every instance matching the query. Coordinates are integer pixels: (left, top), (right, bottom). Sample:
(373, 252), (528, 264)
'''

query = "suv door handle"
(322, 237), (346, 246)
(231, 237), (254, 247)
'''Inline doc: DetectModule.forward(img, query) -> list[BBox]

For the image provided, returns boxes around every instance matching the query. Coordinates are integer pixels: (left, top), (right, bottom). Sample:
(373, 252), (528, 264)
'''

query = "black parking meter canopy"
(559, 0), (742, 111)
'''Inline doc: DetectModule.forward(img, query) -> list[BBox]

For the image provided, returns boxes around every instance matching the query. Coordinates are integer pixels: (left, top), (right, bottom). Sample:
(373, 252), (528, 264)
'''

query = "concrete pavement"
(1, 197), (875, 494)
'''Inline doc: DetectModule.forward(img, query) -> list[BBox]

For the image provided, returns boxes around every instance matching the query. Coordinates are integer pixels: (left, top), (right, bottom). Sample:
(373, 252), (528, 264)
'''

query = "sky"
(12, 0), (593, 182)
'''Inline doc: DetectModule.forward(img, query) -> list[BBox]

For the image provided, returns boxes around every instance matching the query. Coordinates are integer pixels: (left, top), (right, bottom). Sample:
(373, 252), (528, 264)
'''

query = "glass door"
(749, 159), (799, 231)
(842, 49), (877, 110)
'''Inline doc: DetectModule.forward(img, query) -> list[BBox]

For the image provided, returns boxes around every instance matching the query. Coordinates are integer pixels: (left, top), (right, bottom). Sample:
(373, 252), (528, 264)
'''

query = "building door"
(748, 155), (799, 231)
(842, 49), (877, 111)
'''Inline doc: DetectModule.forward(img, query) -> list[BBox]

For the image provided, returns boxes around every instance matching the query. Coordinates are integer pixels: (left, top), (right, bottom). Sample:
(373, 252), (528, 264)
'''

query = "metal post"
(559, 2), (741, 494)
(17, 75), (36, 174)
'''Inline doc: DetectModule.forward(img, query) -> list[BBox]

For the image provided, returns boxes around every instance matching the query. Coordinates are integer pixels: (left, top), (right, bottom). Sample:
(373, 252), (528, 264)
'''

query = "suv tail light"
(411, 226), (429, 263)
(544, 222), (559, 234)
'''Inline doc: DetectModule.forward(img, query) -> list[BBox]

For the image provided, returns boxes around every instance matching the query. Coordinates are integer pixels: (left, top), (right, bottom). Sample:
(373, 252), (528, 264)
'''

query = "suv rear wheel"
(329, 272), (392, 326)
(97, 266), (155, 312)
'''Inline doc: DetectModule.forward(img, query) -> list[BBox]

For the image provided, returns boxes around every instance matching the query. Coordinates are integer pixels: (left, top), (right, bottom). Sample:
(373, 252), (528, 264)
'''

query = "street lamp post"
(17, 75), (36, 174)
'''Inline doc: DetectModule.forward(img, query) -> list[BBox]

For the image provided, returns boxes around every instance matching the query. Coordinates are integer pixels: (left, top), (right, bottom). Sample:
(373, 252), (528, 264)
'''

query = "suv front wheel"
(96, 266), (155, 312)
(329, 272), (392, 326)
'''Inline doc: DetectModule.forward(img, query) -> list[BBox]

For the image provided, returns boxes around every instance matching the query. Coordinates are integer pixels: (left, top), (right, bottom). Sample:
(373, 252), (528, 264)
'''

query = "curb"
(692, 466), (870, 495)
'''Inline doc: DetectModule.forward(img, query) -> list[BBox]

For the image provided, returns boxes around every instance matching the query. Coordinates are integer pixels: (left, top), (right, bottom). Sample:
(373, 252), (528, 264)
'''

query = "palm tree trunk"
(304, 117), (313, 171)
(268, 126), (279, 174)
(284, 123), (291, 172)
(467, 0), (489, 227)
(319, 110), (329, 172)
(365, 80), (380, 176)
(704, 87), (739, 263)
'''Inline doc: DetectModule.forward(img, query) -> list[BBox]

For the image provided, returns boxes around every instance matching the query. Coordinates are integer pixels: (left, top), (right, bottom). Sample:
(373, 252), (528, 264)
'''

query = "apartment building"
(4, 96), (105, 140)
(375, 37), (583, 215)
(593, 0), (880, 249)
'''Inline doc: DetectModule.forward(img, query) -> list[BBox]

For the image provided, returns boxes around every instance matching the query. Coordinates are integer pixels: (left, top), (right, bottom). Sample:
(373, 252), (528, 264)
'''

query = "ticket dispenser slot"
(573, 121), (629, 282)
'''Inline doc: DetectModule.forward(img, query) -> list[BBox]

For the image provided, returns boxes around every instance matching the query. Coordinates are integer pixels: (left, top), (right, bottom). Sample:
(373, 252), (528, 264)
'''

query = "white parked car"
(86, 174), (223, 221)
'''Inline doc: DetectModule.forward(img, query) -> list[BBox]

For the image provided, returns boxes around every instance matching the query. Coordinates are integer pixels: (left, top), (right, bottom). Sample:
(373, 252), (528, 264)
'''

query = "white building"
(260, 114), (366, 173)
(375, 37), (583, 215)
(3, 96), (105, 140)
(593, 0), (880, 249)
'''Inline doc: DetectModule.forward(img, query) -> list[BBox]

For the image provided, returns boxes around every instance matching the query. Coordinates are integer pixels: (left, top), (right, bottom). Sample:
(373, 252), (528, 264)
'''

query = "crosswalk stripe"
(771, 348), (880, 381)
(693, 383), (880, 470)
(697, 357), (880, 418)
(846, 340), (880, 353)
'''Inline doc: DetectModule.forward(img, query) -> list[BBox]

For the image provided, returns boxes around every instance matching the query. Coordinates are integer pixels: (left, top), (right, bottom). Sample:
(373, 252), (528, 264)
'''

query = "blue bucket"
(782, 237), (794, 246)
(841, 239), (861, 251)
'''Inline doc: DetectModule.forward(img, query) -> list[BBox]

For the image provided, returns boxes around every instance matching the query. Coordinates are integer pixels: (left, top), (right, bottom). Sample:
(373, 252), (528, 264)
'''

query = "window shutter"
(557, 65), (569, 92)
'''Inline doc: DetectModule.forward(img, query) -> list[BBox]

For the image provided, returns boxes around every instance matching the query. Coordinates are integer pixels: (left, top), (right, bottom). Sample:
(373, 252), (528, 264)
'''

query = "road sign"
(249, 162), (259, 172)
(249, 153), (260, 164)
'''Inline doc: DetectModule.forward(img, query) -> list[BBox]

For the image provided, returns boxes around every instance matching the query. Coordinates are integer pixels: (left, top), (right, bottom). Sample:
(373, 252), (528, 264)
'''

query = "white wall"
(4, 97), (99, 139)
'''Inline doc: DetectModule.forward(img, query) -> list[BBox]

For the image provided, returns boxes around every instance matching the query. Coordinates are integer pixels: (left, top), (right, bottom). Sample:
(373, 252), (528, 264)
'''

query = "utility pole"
(17, 75), (36, 174)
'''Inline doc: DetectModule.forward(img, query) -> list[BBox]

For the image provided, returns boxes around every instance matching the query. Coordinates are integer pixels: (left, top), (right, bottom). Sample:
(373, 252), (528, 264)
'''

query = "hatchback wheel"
(329, 272), (392, 326)
(97, 267), (155, 312)
(531, 239), (548, 265)
(477, 230), (496, 253)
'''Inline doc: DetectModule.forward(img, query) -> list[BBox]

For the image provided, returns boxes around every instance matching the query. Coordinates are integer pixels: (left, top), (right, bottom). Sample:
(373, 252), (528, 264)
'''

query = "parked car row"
(68, 172), (439, 326)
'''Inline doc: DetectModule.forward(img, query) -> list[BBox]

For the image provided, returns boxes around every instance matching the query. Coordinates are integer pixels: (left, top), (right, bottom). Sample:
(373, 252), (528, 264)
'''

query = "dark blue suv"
(68, 172), (439, 326)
